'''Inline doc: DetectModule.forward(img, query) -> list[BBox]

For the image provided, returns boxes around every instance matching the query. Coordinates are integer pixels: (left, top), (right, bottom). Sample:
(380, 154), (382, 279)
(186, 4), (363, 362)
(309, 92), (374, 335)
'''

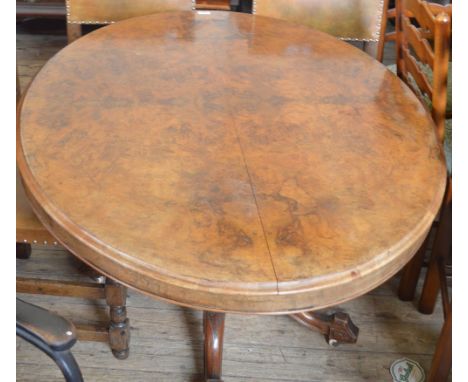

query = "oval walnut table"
(17, 10), (446, 381)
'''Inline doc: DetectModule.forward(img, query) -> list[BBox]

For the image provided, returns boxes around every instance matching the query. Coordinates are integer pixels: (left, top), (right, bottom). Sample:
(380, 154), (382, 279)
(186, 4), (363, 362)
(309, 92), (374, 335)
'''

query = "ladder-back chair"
(395, 0), (451, 379)
(394, 0), (451, 301)
(396, 0), (451, 144)
(253, 0), (389, 61)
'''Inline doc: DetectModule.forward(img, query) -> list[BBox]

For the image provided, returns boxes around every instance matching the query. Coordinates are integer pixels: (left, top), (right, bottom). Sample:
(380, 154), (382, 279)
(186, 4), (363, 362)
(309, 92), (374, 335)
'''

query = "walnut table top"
(17, 11), (446, 314)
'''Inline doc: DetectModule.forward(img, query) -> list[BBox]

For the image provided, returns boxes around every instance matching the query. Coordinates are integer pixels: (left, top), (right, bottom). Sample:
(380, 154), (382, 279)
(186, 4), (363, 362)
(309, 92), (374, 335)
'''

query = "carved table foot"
(204, 311), (225, 382)
(290, 311), (359, 346)
(105, 278), (130, 359)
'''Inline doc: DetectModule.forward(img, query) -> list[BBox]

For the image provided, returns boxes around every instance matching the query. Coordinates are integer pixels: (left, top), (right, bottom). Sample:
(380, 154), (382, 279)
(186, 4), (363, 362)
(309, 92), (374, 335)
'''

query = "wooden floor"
(17, 19), (446, 382)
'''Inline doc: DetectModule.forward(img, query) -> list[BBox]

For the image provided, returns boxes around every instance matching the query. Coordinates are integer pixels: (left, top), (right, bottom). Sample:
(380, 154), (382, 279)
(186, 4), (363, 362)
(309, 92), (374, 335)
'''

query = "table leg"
(204, 311), (225, 382)
(398, 236), (429, 301)
(290, 311), (359, 346)
(419, 180), (452, 315)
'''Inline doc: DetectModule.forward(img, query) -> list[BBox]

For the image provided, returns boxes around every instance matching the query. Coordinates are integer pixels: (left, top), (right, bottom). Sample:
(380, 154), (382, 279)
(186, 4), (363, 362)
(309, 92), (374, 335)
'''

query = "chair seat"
(17, 167), (56, 245)
(387, 63), (452, 114)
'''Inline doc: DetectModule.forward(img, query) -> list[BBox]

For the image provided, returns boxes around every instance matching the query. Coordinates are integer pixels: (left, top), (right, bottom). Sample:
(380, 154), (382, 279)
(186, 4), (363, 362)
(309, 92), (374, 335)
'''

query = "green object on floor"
(390, 358), (425, 382)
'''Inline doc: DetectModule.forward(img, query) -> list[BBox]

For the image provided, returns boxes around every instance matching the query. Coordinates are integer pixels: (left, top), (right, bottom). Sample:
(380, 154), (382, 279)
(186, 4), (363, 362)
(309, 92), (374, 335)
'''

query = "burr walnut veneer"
(17, 10), (446, 314)
(17, 10), (446, 379)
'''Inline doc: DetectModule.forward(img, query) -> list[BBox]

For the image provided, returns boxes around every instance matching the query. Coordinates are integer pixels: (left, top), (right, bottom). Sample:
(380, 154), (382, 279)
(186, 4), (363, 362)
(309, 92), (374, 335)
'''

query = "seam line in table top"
(231, 118), (280, 293)
(219, 79), (280, 293)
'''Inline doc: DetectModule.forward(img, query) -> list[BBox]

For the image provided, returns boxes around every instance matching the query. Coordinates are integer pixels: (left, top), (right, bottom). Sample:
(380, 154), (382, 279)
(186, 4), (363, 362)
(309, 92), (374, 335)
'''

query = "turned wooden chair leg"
(204, 311), (225, 382)
(16, 242), (32, 259)
(105, 278), (130, 359)
(419, 182), (451, 315)
(398, 235), (429, 301)
(418, 253), (442, 314)
(290, 310), (359, 346)
(427, 307), (452, 382)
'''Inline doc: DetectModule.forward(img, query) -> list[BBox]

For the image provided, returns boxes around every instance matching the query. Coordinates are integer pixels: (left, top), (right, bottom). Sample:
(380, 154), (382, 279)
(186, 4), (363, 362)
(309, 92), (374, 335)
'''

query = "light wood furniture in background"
(386, 1), (448, 41)
(17, 11), (446, 381)
(395, 0), (451, 140)
(253, 0), (389, 61)
(394, 0), (451, 379)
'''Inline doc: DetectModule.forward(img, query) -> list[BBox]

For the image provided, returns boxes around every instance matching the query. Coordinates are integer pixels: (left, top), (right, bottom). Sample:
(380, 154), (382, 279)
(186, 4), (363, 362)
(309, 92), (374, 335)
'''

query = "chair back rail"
(385, 1), (451, 42)
(396, 0), (450, 143)
(253, 0), (389, 61)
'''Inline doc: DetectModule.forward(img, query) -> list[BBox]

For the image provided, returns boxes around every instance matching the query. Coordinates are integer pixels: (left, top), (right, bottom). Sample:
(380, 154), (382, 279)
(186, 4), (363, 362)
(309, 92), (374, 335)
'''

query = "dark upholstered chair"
(17, 298), (84, 382)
